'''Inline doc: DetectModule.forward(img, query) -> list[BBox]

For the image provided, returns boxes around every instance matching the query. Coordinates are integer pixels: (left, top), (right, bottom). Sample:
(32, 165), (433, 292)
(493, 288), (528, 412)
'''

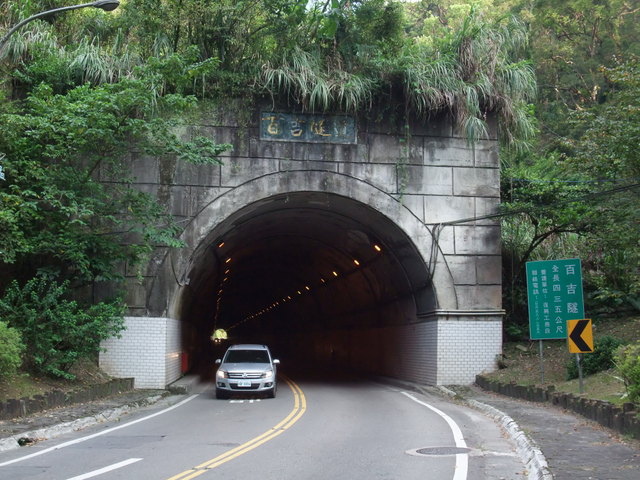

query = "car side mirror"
(215, 359), (221, 365)
(273, 359), (280, 365)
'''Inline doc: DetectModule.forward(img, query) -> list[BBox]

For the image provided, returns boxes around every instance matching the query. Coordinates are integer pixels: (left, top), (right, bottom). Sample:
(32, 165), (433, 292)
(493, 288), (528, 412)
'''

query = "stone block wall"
(120, 105), (502, 317)
(98, 104), (504, 387)
(476, 375), (640, 440)
(0, 378), (134, 421)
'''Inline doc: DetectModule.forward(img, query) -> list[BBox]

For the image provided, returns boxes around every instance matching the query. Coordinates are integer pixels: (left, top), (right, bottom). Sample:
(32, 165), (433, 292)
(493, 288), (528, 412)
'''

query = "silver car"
(215, 344), (280, 399)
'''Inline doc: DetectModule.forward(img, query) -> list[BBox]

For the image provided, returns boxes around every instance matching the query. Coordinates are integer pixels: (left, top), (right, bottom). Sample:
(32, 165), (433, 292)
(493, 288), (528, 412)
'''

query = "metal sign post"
(539, 340), (544, 383)
(576, 353), (584, 394)
(567, 318), (594, 394)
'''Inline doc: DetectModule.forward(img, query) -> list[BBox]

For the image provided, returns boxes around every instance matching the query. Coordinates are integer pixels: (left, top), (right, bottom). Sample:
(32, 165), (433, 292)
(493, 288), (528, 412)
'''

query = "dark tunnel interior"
(177, 192), (437, 378)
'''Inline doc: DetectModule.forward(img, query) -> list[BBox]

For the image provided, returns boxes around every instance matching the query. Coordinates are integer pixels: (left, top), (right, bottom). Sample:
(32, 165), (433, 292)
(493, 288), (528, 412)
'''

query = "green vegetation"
(615, 341), (640, 405)
(489, 316), (640, 405)
(0, 275), (125, 379)
(0, 320), (24, 379)
(566, 335), (623, 380)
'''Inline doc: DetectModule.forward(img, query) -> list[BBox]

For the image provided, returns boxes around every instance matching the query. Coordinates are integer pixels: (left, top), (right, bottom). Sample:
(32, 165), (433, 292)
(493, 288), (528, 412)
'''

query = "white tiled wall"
(165, 317), (182, 385)
(99, 315), (499, 387)
(100, 317), (182, 389)
(435, 317), (502, 384)
(357, 318), (500, 385)
(303, 315), (501, 386)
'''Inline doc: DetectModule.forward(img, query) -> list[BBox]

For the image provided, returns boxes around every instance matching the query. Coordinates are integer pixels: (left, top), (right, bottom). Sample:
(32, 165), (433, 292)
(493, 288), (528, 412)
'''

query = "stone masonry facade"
(99, 103), (504, 387)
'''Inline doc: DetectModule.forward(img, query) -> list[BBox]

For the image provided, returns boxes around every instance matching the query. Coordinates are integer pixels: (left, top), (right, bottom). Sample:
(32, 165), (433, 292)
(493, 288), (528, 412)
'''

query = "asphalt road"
(0, 372), (526, 480)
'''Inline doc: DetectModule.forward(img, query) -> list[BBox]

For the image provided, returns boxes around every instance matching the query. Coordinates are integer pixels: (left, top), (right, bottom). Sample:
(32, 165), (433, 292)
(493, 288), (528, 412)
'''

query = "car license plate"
(238, 380), (251, 387)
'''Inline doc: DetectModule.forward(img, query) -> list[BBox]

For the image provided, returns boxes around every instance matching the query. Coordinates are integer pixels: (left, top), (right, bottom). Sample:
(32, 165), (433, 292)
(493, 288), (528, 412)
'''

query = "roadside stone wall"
(0, 378), (134, 421)
(476, 375), (640, 440)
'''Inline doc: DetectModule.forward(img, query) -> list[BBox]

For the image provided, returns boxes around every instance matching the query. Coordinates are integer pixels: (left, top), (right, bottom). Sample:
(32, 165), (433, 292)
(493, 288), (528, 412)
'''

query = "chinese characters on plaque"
(260, 112), (356, 144)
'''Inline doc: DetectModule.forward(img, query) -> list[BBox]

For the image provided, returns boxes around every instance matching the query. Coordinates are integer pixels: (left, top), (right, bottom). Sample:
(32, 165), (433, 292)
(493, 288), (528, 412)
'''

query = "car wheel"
(267, 384), (276, 398)
(216, 389), (228, 400)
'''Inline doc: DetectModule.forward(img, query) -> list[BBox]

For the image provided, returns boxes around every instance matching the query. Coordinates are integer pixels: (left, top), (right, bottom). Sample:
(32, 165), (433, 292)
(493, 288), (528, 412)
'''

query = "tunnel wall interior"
(282, 314), (501, 385)
(98, 101), (504, 388)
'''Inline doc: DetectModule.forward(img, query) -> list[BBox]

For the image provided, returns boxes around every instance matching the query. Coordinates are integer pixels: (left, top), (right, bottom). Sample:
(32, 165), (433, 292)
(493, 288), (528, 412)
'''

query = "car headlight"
(216, 369), (227, 379)
(264, 369), (274, 379)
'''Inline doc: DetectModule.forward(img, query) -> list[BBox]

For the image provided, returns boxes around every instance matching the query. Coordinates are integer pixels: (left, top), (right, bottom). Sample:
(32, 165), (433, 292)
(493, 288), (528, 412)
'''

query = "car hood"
(220, 362), (273, 372)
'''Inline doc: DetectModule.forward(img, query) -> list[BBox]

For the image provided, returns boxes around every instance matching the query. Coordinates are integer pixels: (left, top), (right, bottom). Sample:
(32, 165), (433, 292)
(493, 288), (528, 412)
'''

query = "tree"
(500, 153), (597, 330)
(0, 79), (229, 290)
(524, 0), (640, 144)
(261, 3), (536, 147)
(0, 320), (24, 379)
(501, 57), (640, 329)
(565, 59), (640, 310)
(0, 274), (124, 379)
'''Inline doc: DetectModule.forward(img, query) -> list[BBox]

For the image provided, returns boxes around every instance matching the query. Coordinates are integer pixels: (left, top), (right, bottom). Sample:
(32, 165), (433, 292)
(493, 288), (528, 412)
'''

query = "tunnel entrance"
(100, 108), (504, 388)
(178, 191), (436, 378)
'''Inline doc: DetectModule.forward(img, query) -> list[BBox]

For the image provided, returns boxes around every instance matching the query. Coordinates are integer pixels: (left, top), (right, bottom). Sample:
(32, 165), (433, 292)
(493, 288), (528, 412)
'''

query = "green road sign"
(526, 258), (585, 340)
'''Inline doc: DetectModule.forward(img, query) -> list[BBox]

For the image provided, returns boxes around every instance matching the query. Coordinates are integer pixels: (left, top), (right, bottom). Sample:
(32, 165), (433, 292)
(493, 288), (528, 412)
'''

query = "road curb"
(437, 386), (554, 480)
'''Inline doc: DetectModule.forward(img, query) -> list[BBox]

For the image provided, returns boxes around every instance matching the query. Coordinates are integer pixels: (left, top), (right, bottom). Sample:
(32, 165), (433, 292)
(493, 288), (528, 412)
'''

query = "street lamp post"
(0, 1), (120, 54)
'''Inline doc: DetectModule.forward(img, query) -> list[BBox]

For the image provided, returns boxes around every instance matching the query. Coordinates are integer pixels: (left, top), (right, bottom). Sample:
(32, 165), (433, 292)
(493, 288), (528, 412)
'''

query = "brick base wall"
(434, 314), (503, 384)
(99, 317), (182, 389)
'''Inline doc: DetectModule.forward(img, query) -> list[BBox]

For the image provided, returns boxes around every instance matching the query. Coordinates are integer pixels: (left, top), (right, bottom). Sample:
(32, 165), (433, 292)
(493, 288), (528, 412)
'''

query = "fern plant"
(258, 9), (536, 147)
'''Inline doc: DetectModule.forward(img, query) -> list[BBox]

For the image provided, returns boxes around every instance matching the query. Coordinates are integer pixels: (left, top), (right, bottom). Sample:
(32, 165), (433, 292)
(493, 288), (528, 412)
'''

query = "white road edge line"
(0, 394), (199, 467)
(401, 391), (469, 480)
(65, 457), (143, 480)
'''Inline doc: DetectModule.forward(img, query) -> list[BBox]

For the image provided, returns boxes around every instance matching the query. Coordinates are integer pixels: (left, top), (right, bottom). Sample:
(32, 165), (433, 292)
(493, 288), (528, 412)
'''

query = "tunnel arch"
(155, 170), (458, 317)
(147, 170), (458, 373)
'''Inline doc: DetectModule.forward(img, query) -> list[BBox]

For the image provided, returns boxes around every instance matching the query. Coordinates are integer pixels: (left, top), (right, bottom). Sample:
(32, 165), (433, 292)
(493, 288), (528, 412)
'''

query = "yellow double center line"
(167, 376), (306, 480)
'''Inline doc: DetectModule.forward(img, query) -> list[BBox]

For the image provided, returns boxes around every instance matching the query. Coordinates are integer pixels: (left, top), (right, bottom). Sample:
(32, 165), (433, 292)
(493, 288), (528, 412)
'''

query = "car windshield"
(225, 350), (270, 363)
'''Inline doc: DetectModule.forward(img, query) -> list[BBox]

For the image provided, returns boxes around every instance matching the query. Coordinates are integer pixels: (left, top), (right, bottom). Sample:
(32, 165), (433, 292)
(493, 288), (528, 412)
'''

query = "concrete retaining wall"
(476, 375), (640, 440)
(0, 378), (134, 421)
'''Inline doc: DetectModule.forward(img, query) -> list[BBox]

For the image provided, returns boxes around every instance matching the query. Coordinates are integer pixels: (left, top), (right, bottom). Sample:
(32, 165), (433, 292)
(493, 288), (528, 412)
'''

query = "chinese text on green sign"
(526, 258), (585, 340)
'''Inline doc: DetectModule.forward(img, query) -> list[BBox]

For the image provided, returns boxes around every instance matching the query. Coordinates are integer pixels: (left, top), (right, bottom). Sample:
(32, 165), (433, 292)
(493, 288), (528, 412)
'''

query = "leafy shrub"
(0, 274), (125, 379)
(566, 335), (624, 380)
(0, 320), (25, 379)
(615, 342), (640, 404)
(504, 321), (529, 341)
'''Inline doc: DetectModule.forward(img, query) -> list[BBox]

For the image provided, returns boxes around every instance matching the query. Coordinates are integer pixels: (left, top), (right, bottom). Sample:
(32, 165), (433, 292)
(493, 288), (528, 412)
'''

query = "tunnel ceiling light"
(320, 278), (325, 283)
(225, 257), (231, 263)
(305, 285), (310, 291)
(374, 244), (382, 252)
(224, 269), (230, 274)
(353, 259), (360, 266)
(332, 271), (338, 277)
